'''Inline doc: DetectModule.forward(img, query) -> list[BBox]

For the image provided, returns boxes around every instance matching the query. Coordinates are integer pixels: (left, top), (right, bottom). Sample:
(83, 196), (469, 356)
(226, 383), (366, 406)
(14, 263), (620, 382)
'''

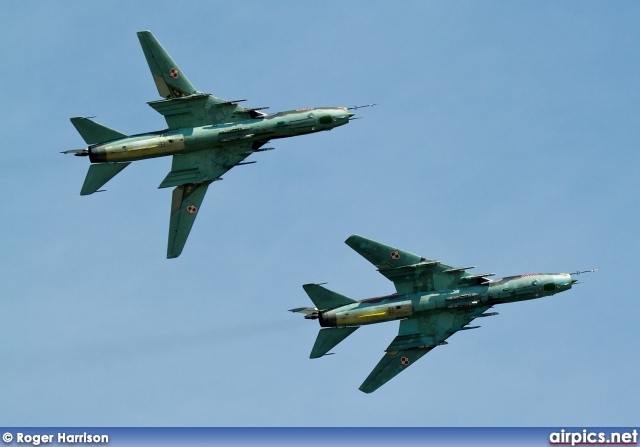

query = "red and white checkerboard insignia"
(400, 357), (410, 366)
(169, 68), (179, 78)
(186, 204), (197, 215)
(390, 250), (400, 260)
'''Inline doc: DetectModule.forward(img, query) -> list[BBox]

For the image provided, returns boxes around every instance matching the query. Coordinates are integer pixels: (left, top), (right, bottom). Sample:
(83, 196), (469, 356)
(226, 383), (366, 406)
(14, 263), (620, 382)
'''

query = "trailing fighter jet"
(64, 31), (372, 258)
(291, 235), (593, 393)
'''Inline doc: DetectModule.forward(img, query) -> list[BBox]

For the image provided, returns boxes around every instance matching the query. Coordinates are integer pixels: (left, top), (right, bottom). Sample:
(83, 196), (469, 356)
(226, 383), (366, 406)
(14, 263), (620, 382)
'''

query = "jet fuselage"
(319, 273), (573, 327)
(88, 107), (350, 163)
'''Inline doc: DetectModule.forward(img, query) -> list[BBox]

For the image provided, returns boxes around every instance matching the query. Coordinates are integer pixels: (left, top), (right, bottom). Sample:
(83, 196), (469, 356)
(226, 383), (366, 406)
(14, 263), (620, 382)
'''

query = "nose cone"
(556, 273), (573, 291)
(330, 108), (350, 126)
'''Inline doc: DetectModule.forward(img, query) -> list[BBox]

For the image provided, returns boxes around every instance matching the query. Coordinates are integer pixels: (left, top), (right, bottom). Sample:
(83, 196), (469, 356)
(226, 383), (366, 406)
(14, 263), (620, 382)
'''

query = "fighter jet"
(64, 31), (372, 258)
(291, 235), (593, 393)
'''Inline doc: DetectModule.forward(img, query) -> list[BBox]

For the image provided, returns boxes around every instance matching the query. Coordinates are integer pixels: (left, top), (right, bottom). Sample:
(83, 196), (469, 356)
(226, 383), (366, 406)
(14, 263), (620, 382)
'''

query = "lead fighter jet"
(64, 31), (370, 258)
(291, 235), (592, 393)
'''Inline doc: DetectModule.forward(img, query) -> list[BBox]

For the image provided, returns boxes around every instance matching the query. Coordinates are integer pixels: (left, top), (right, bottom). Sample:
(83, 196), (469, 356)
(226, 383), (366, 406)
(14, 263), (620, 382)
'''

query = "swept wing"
(164, 142), (263, 258)
(137, 31), (266, 129)
(344, 235), (494, 294)
(136, 31), (275, 258)
(359, 306), (491, 393)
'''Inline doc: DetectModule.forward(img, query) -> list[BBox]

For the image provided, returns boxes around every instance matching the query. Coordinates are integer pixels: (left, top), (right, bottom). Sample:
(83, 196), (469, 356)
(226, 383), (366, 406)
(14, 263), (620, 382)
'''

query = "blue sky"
(1, 1), (638, 426)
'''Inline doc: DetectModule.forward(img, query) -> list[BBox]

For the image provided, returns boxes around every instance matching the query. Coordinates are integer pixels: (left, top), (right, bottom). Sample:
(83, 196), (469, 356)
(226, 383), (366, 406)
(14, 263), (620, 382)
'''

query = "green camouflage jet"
(291, 235), (593, 393)
(64, 31), (371, 258)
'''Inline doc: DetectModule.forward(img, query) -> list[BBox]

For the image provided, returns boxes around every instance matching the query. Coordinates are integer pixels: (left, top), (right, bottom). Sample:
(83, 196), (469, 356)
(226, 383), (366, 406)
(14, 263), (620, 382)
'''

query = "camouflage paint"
(67, 31), (362, 258)
(292, 235), (578, 393)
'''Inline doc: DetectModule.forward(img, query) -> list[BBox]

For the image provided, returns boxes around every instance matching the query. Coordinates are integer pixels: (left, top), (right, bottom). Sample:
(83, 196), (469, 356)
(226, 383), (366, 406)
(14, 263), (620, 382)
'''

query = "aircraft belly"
(335, 300), (413, 326)
(497, 282), (539, 302)
(69, 31), (358, 260)
(282, 116), (316, 136)
(183, 134), (222, 153)
(293, 234), (580, 393)
(94, 135), (186, 162)
(510, 286), (540, 302)
(416, 293), (440, 311)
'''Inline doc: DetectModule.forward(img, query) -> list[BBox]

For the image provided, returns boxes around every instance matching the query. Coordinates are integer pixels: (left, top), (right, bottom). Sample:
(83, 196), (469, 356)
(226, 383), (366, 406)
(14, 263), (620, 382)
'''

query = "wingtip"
(344, 234), (361, 245)
(302, 282), (327, 289)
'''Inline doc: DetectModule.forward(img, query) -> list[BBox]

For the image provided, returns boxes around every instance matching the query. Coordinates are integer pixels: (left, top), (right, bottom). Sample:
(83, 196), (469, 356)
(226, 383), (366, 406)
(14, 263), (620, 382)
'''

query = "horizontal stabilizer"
(70, 117), (127, 145)
(80, 162), (130, 196)
(302, 284), (357, 310)
(310, 327), (358, 359)
(345, 235), (423, 269)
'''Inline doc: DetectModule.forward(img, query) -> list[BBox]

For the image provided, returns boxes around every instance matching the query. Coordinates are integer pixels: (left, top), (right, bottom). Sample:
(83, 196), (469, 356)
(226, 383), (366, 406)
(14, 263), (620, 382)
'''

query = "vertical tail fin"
(302, 284), (357, 310)
(70, 117), (127, 145)
(137, 30), (197, 98)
